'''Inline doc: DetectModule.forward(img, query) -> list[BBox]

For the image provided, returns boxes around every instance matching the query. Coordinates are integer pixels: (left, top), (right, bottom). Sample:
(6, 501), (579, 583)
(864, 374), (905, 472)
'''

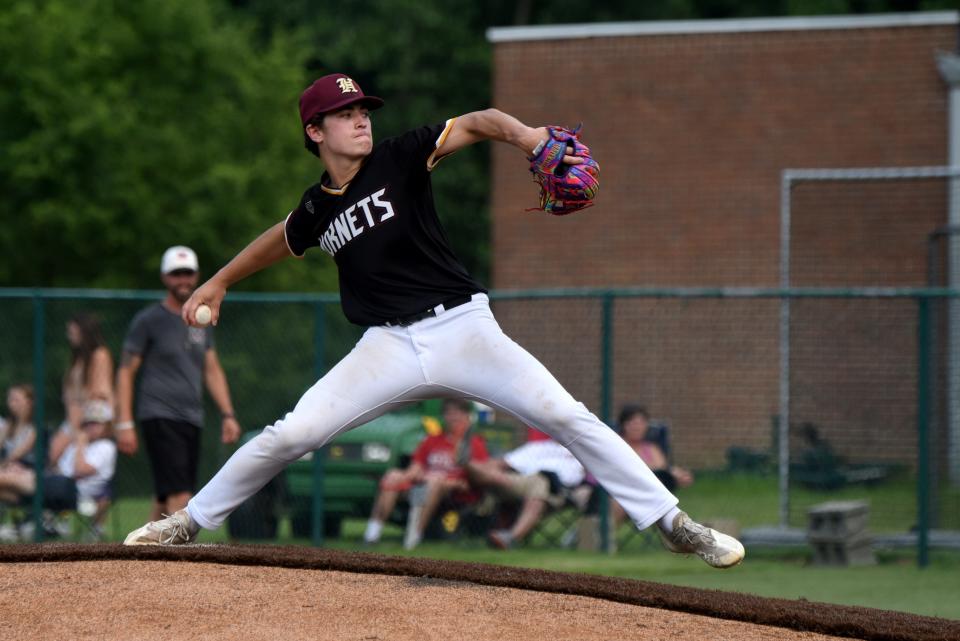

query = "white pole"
(779, 172), (792, 528)
(936, 52), (960, 485)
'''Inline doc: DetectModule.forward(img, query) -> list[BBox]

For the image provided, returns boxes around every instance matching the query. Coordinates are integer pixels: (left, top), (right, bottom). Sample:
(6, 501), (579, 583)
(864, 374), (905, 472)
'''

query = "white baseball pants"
(188, 294), (678, 531)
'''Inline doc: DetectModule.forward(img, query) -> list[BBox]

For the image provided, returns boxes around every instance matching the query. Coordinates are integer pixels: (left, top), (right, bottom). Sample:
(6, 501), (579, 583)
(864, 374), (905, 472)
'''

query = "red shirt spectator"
(413, 433), (489, 502)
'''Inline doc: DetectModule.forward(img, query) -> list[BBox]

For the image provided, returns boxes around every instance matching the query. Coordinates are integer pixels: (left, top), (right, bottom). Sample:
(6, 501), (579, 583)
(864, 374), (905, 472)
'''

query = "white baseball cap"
(160, 246), (199, 275)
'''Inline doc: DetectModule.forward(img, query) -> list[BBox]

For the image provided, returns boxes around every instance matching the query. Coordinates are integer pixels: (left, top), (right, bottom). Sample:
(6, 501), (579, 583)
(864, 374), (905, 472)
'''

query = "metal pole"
(916, 297), (931, 568)
(778, 173), (793, 528)
(599, 294), (613, 553)
(311, 302), (326, 546)
(925, 227), (960, 526)
(936, 53), (960, 486)
(31, 294), (46, 542)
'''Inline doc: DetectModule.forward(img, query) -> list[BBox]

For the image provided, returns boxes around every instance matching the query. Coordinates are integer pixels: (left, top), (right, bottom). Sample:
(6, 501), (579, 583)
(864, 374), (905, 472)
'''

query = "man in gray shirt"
(115, 246), (241, 522)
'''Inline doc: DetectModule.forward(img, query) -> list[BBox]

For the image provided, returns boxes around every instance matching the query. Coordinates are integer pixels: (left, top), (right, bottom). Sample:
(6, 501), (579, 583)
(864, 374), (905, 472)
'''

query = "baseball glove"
(527, 124), (600, 216)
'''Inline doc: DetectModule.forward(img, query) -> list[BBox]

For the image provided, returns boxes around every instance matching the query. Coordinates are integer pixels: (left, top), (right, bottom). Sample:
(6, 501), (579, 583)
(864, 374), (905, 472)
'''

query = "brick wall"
(488, 19), (956, 469)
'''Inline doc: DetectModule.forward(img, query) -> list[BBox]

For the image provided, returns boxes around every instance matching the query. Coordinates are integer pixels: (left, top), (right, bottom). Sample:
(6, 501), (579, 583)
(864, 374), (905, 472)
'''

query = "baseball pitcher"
(124, 73), (743, 569)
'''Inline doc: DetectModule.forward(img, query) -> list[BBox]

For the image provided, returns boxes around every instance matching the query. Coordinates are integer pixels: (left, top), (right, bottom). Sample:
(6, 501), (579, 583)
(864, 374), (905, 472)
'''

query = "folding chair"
(527, 480), (598, 548)
(404, 482), (494, 546)
(15, 475), (113, 542)
(73, 481), (114, 541)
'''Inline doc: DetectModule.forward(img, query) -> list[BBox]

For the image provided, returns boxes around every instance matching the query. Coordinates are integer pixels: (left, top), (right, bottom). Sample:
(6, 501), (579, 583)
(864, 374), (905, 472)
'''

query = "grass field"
(668, 471), (960, 533)
(73, 498), (960, 621)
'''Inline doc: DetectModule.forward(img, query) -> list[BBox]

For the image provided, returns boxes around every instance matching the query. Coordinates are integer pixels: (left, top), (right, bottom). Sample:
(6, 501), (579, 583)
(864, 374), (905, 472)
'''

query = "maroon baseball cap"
(299, 73), (384, 126)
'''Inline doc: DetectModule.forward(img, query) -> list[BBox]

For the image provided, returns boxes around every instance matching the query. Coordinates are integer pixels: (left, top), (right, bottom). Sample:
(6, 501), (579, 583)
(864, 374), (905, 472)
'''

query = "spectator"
(115, 246), (241, 522)
(611, 405), (693, 529)
(363, 398), (488, 550)
(0, 399), (117, 537)
(62, 312), (114, 432)
(0, 384), (37, 469)
(467, 429), (586, 550)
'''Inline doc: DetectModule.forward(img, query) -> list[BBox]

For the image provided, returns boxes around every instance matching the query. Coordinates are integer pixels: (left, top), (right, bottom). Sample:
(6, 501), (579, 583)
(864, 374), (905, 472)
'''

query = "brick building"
(486, 13), (958, 472)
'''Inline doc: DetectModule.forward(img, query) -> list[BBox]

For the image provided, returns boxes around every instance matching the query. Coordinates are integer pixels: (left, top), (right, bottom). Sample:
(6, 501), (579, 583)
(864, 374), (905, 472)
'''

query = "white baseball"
(194, 304), (212, 327)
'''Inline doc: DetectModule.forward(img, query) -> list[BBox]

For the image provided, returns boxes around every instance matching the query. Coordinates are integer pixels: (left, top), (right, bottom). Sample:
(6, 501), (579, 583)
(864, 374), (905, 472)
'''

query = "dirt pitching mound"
(1, 543), (956, 641)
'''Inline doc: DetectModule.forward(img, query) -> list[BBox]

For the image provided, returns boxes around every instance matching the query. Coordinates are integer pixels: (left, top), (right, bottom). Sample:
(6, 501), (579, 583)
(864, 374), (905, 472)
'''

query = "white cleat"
(659, 511), (745, 569)
(123, 508), (200, 546)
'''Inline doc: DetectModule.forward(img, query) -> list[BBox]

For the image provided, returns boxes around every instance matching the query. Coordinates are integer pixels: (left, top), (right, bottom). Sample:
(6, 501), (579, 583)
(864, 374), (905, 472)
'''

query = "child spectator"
(0, 384), (37, 469)
(0, 399), (117, 538)
(363, 399), (488, 549)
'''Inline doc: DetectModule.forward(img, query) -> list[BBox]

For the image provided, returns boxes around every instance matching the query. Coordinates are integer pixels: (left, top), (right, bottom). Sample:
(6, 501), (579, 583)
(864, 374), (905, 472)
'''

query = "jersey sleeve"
(122, 309), (152, 356)
(283, 189), (322, 257)
(383, 121), (454, 173)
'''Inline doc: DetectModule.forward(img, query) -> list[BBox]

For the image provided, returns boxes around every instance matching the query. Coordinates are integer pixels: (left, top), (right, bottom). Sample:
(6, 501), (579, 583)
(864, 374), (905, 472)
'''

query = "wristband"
(115, 420), (135, 431)
(530, 138), (547, 158)
(222, 413), (235, 420)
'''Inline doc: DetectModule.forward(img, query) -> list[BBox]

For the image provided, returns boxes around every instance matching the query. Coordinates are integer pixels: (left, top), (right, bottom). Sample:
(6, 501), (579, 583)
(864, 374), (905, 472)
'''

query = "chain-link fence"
(0, 289), (357, 544)
(0, 287), (956, 562)
(778, 166), (960, 565)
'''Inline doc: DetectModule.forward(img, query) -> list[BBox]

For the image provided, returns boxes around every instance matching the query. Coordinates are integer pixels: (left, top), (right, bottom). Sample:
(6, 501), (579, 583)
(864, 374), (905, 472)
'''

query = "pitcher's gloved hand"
(527, 124), (600, 216)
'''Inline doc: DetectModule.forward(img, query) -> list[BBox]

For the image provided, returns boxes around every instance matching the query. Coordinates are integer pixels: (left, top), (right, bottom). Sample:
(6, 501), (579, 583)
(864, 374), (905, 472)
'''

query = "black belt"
(384, 294), (474, 327)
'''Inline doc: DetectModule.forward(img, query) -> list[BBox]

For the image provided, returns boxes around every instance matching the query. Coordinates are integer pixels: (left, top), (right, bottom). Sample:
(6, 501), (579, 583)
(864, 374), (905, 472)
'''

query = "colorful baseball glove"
(527, 124), (600, 216)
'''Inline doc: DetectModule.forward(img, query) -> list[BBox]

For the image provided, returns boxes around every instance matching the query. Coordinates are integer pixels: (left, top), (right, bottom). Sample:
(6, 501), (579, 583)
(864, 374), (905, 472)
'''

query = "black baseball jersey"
(284, 120), (486, 326)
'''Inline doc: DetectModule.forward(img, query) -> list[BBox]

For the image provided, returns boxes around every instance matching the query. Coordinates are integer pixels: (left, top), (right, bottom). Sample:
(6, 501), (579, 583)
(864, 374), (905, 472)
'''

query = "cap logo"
(336, 77), (359, 94)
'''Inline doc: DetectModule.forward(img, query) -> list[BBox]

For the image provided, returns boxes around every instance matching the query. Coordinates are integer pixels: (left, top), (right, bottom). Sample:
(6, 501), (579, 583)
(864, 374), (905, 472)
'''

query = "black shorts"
(140, 418), (201, 501)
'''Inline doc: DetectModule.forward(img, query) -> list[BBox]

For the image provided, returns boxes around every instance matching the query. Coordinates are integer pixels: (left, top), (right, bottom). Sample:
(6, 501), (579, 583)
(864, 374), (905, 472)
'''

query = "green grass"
(97, 499), (960, 621)
(674, 472), (960, 532)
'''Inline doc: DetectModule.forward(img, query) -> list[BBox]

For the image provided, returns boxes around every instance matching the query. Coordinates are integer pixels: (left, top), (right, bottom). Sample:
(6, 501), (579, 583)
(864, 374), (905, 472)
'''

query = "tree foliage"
(0, 0), (327, 290)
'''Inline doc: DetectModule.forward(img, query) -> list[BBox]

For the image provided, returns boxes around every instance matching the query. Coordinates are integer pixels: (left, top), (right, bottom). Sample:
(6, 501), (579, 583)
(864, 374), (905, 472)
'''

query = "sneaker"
(0, 524), (19, 543)
(49, 514), (72, 538)
(123, 509), (199, 546)
(17, 521), (34, 541)
(487, 529), (514, 550)
(659, 511), (745, 569)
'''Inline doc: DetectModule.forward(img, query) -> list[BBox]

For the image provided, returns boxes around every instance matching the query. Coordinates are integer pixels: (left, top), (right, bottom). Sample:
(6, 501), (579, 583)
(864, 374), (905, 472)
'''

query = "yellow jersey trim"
(426, 117), (458, 172)
(282, 211), (305, 259)
(320, 182), (349, 195)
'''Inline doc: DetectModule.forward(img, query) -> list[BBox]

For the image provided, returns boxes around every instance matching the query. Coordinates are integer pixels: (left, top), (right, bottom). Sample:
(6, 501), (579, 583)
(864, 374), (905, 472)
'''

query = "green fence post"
(916, 297), (930, 568)
(31, 293), (46, 542)
(311, 301), (326, 547)
(600, 293), (613, 553)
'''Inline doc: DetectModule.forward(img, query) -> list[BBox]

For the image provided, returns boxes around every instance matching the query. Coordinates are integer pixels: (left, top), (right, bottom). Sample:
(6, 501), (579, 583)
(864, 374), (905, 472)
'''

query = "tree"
(0, 0), (328, 290)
